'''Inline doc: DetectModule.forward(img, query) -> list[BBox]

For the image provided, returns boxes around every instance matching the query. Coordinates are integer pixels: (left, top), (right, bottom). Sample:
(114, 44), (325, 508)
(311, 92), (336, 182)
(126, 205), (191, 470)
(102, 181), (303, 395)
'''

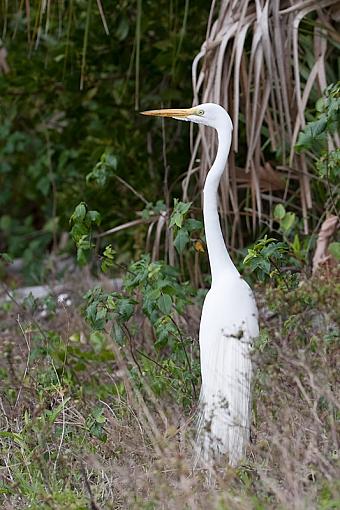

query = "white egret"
(141, 103), (259, 467)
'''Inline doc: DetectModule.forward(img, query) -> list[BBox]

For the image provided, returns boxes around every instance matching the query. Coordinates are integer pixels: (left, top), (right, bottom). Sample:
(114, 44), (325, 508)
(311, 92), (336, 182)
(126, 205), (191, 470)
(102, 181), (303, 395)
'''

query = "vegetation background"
(0, 1), (339, 509)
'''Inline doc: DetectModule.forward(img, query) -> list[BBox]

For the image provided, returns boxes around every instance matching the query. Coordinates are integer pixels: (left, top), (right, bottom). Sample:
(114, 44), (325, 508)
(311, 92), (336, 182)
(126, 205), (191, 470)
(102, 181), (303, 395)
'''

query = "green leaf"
(316, 148), (340, 179)
(274, 204), (286, 220)
(86, 153), (117, 187)
(0, 431), (28, 450)
(76, 247), (88, 266)
(169, 199), (192, 228)
(170, 212), (184, 229)
(0, 252), (13, 264)
(0, 215), (11, 231)
(86, 210), (101, 225)
(102, 153), (118, 169)
(90, 331), (106, 351)
(46, 397), (71, 424)
(280, 212), (295, 233)
(146, 288), (161, 302)
(329, 242), (340, 261)
(315, 97), (326, 113)
(157, 293), (172, 315)
(91, 406), (107, 429)
(116, 16), (129, 41)
(173, 230), (189, 255)
(154, 316), (176, 347)
(96, 306), (107, 321)
(116, 298), (135, 321)
(103, 244), (115, 259)
(77, 235), (92, 250)
(243, 250), (255, 265)
(70, 222), (88, 242)
(86, 165), (107, 187)
(71, 202), (86, 222)
(262, 242), (287, 258)
(295, 117), (327, 153)
(174, 229), (189, 254)
(185, 218), (203, 231)
(258, 258), (271, 274)
(292, 234), (301, 255)
(101, 244), (116, 272)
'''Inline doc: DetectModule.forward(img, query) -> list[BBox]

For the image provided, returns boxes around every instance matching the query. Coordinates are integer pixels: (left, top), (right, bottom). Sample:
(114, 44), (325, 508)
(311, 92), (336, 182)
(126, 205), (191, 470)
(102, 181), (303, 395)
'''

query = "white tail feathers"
(195, 331), (252, 467)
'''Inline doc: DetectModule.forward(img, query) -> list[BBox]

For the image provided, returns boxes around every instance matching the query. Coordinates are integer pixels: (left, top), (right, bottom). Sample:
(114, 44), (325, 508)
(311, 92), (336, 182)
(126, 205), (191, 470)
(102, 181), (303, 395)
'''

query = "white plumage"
(197, 272), (258, 466)
(141, 103), (259, 467)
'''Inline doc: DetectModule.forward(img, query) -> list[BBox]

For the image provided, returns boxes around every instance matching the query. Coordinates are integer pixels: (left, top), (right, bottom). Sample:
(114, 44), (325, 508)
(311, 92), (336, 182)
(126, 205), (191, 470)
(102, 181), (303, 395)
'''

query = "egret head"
(141, 103), (232, 131)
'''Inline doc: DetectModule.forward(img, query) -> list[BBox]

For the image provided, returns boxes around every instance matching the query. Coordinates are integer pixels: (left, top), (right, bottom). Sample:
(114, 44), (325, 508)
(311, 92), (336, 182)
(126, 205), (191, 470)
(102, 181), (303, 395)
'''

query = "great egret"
(141, 103), (259, 467)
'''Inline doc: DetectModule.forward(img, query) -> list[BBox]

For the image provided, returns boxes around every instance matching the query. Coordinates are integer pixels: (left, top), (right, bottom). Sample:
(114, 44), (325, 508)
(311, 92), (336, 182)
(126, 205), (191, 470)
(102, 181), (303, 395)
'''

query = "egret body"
(141, 103), (259, 466)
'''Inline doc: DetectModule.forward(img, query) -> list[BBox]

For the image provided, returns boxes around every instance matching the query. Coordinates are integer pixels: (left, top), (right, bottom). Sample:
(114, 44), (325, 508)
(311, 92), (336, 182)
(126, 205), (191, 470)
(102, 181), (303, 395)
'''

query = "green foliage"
(86, 151), (118, 187)
(169, 199), (192, 229)
(169, 199), (203, 254)
(69, 202), (101, 265)
(273, 204), (308, 262)
(0, 0), (210, 280)
(1, 270), (338, 509)
(295, 82), (340, 215)
(85, 286), (135, 331)
(273, 204), (296, 234)
(328, 242), (340, 261)
(124, 254), (191, 316)
(0, 213), (52, 282)
(243, 201), (317, 288)
(84, 253), (198, 405)
(317, 147), (340, 180)
(86, 406), (107, 442)
(101, 243), (116, 272)
(1, 5), (339, 509)
(141, 200), (167, 220)
(243, 235), (288, 283)
(0, 252), (13, 265)
(295, 82), (340, 154)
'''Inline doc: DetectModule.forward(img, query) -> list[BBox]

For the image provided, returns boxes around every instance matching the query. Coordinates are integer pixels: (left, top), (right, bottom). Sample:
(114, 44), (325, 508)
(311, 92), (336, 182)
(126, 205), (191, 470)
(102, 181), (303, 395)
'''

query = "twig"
(96, 217), (155, 238)
(122, 323), (143, 376)
(0, 283), (48, 342)
(169, 316), (197, 400)
(14, 316), (31, 409)
(114, 174), (149, 205)
(81, 463), (101, 510)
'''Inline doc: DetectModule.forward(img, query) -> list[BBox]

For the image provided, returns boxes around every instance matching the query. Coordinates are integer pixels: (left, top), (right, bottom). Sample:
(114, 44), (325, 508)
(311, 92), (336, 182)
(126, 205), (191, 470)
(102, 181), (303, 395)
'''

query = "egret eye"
(197, 109), (205, 116)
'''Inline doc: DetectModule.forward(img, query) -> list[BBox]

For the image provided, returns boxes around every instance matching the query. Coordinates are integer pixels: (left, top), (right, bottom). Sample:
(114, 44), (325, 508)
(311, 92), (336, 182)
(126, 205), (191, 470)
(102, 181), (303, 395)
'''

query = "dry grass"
(186, 0), (340, 244)
(0, 269), (339, 509)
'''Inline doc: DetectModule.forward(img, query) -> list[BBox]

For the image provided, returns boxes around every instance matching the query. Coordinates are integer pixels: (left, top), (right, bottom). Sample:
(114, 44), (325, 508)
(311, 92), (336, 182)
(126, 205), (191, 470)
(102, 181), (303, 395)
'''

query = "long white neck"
(203, 125), (239, 284)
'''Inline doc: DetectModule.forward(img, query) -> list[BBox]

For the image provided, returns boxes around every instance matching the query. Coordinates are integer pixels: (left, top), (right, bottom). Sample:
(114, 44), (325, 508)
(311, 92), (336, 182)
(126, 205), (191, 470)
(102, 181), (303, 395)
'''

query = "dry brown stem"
(187, 0), (339, 245)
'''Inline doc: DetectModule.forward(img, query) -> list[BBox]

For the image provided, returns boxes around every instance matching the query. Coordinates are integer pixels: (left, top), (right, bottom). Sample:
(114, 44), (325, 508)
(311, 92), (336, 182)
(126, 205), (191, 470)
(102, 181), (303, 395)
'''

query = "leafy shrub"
(84, 252), (199, 406)
(296, 82), (340, 216)
(0, 1), (209, 279)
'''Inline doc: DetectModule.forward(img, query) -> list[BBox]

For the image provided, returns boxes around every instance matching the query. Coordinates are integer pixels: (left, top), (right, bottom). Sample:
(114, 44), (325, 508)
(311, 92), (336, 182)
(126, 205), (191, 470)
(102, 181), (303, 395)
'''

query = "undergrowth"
(0, 268), (339, 510)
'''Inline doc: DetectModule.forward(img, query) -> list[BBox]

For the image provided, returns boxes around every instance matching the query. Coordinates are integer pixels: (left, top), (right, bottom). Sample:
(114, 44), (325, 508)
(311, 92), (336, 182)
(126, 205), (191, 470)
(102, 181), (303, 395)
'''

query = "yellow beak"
(140, 107), (196, 118)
